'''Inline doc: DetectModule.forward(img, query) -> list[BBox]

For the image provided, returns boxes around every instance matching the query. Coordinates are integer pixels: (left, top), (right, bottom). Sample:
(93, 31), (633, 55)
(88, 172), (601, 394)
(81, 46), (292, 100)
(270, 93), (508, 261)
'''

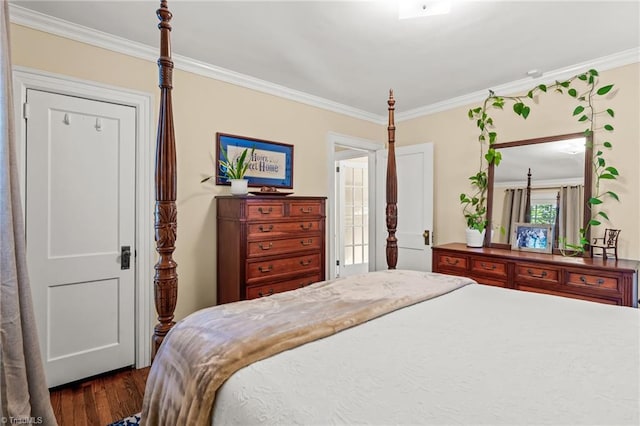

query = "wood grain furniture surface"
(433, 242), (639, 307)
(216, 195), (326, 304)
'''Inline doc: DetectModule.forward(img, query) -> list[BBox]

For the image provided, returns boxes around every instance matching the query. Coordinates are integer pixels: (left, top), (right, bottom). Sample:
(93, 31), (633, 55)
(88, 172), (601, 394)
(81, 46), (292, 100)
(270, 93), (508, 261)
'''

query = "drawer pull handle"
(258, 265), (273, 273)
(258, 289), (274, 297)
(258, 242), (273, 250)
(258, 207), (273, 215)
(527, 269), (548, 279)
(300, 239), (313, 246)
(445, 258), (459, 266)
(300, 259), (312, 266)
(579, 276), (605, 286)
(300, 223), (313, 231)
(258, 225), (274, 232)
(300, 207), (313, 214)
(480, 262), (497, 271)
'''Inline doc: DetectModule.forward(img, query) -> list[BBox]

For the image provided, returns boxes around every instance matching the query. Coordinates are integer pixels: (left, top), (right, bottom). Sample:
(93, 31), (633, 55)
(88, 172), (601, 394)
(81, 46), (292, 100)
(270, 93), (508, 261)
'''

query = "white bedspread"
(212, 282), (639, 425)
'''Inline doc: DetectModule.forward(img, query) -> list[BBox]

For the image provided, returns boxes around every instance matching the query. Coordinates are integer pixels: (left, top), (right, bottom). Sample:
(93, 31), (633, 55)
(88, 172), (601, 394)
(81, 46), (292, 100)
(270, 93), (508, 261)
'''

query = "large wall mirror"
(485, 132), (593, 252)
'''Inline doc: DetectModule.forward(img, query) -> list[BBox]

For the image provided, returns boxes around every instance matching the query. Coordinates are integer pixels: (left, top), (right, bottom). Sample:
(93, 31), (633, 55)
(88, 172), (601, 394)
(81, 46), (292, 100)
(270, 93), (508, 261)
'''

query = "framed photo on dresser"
(511, 223), (553, 253)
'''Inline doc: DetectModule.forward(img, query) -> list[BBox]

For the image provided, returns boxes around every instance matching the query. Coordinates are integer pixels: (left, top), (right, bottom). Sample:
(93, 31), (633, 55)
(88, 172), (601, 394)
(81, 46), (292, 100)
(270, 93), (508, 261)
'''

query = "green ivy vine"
(462, 68), (619, 252)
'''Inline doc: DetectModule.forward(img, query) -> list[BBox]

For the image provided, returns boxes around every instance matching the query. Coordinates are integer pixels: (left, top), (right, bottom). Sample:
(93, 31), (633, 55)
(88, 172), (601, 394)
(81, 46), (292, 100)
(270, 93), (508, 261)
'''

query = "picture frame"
(511, 223), (554, 253)
(216, 133), (294, 189)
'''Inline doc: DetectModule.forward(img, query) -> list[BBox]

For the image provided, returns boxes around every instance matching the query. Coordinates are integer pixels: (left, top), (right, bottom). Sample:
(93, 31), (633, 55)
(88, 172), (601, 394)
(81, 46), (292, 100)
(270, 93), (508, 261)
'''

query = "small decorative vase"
(230, 179), (249, 196)
(466, 228), (486, 248)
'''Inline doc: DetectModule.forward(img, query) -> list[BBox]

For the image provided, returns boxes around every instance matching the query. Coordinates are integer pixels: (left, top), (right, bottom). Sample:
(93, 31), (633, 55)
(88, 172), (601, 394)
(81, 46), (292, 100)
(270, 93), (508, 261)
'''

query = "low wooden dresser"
(216, 195), (326, 304)
(433, 243), (638, 307)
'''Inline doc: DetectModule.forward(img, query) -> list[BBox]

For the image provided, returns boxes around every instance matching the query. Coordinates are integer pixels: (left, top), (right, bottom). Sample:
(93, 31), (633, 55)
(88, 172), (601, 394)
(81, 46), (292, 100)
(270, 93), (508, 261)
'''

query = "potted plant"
(201, 145), (255, 195)
(460, 170), (492, 247)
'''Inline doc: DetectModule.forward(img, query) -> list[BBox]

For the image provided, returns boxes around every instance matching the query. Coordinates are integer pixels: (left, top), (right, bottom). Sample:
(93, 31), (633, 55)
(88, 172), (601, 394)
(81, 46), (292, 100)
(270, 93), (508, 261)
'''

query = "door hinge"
(336, 260), (340, 266)
(336, 166), (340, 173)
(23, 102), (30, 120)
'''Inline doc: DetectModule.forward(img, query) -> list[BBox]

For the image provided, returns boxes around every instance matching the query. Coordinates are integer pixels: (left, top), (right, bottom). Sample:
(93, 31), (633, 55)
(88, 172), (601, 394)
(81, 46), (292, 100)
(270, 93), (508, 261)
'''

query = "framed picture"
(216, 133), (294, 189)
(511, 223), (554, 253)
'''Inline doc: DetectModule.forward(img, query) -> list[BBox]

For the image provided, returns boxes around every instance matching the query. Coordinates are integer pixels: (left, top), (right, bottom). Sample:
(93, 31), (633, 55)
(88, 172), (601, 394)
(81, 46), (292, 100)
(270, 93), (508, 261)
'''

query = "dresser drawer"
(289, 201), (323, 217)
(247, 202), (285, 220)
(247, 220), (322, 238)
(247, 236), (322, 257)
(471, 258), (508, 278)
(247, 253), (321, 282)
(515, 263), (560, 284)
(566, 271), (619, 291)
(245, 274), (321, 299)
(473, 276), (508, 288)
(517, 285), (620, 305)
(435, 253), (468, 271)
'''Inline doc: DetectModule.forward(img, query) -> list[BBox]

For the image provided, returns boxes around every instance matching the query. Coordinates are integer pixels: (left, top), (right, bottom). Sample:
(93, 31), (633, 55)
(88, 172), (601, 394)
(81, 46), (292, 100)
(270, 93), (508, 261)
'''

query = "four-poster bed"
(143, 2), (639, 425)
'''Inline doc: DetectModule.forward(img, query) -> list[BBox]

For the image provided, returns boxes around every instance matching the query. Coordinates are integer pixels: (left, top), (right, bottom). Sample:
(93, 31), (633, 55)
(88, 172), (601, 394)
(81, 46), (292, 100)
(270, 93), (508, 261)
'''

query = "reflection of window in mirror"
(530, 190), (558, 225)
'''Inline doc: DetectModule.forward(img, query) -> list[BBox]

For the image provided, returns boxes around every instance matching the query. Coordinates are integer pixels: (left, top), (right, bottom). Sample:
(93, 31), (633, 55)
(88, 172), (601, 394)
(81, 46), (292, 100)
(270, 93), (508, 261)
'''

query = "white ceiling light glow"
(398, 1), (452, 19)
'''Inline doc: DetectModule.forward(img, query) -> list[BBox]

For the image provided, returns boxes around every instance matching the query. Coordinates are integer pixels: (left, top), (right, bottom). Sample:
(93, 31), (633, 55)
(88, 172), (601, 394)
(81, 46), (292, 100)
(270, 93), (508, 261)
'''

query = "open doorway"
(336, 155), (369, 277)
(326, 133), (382, 279)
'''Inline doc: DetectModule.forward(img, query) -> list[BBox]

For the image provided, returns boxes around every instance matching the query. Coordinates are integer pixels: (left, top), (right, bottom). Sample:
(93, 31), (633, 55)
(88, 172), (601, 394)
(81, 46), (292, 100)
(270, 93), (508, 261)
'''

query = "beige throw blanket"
(141, 270), (474, 425)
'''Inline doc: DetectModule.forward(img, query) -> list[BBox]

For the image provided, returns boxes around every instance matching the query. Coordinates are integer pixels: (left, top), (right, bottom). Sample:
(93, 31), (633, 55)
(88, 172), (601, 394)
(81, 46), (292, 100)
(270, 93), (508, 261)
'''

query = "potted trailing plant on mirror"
(460, 170), (492, 247)
(201, 144), (255, 195)
(464, 68), (619, 252)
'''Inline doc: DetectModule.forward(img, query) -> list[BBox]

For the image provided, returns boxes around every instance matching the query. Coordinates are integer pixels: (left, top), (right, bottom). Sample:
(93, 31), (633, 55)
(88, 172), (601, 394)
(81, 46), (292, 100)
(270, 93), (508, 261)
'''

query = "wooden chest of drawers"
(216, 195), (326, 304)
(433, 243), (638, 307)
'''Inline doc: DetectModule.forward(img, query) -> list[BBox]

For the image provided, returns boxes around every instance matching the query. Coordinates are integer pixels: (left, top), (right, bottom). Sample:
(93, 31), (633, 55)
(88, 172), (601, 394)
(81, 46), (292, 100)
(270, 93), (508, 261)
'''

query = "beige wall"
(400, 63), (640, 260)
(10, 24), (383, 320)
(11, 24), (640, 320)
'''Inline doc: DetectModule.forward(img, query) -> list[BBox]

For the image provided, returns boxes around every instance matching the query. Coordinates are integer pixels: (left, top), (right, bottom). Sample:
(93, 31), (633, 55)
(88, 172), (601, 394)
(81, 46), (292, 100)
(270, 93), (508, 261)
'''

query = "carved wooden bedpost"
(386, 90), (398, 269)
(524, 168), (532, 223)
(152, 0), (178, 360)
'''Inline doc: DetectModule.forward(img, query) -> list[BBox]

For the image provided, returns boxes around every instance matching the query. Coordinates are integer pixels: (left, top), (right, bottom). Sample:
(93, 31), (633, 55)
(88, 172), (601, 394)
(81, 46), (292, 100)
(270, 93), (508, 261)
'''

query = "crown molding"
(397, 47), (640, 122)
(10, 4), (638, 125)
(8, 4), (385, 124)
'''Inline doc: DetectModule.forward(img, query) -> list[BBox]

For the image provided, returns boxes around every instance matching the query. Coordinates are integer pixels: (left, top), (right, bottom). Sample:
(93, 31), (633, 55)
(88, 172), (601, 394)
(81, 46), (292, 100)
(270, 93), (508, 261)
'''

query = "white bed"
(212, 282), (639, 425)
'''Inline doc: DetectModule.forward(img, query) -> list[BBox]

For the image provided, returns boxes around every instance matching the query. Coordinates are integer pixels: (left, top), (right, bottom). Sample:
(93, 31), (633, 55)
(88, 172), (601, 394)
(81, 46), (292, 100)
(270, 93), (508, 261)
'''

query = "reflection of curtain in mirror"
(499, 188), (527, 243)
(558, 185), (584, 246)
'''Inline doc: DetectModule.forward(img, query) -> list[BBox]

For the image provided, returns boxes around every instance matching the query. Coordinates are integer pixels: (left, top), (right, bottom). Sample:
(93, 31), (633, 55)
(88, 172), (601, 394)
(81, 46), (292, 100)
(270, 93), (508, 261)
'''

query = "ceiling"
(11, 1), (640, 118)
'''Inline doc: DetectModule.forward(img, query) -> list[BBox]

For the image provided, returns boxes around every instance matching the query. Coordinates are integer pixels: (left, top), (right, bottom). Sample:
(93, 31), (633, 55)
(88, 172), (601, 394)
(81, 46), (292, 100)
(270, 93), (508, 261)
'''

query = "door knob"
(423, 230), (430, 246)
(121, 246), (131, 270)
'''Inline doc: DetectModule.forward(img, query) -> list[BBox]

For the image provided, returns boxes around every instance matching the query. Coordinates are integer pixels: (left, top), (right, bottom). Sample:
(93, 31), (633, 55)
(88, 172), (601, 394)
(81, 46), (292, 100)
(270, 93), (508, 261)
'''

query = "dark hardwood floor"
(49, 367), (149, 426)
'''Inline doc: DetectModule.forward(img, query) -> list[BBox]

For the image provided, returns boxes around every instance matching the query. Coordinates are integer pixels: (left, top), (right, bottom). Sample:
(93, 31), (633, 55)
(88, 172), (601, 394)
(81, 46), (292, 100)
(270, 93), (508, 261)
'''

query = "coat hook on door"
(63, 113), (70, 125)
(95, 117), (102, 132)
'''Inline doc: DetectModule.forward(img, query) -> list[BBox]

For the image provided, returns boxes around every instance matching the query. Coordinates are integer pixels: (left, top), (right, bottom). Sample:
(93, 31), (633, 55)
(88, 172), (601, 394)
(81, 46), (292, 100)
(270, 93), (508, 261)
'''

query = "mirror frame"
(485, 132), (593, 253)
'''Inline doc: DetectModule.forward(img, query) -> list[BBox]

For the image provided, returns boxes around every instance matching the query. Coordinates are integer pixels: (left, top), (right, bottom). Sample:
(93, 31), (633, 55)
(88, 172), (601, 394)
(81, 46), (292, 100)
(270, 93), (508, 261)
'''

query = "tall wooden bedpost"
(152, 0), (178, 359)
(524, 168), (532, 223)
(386, 90), (398, 269)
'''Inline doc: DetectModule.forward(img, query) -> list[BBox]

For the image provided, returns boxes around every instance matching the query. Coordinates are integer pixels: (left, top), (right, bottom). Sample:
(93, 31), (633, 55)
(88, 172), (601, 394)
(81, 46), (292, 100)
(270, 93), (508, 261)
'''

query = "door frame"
(326, 132), (383, 279)
(13, 67), (154, 368)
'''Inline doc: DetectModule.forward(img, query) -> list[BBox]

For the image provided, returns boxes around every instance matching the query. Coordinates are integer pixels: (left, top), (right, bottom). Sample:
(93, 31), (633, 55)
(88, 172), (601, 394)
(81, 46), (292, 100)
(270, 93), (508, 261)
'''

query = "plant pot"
(229, 179), (249, 196)
(466, 228), (486, 248)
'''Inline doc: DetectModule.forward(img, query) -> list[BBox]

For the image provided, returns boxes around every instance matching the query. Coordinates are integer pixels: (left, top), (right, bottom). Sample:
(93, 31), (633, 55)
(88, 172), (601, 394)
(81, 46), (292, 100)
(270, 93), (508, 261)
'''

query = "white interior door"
(25, 89), (136, 387)
(376, 143), (434, 271)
